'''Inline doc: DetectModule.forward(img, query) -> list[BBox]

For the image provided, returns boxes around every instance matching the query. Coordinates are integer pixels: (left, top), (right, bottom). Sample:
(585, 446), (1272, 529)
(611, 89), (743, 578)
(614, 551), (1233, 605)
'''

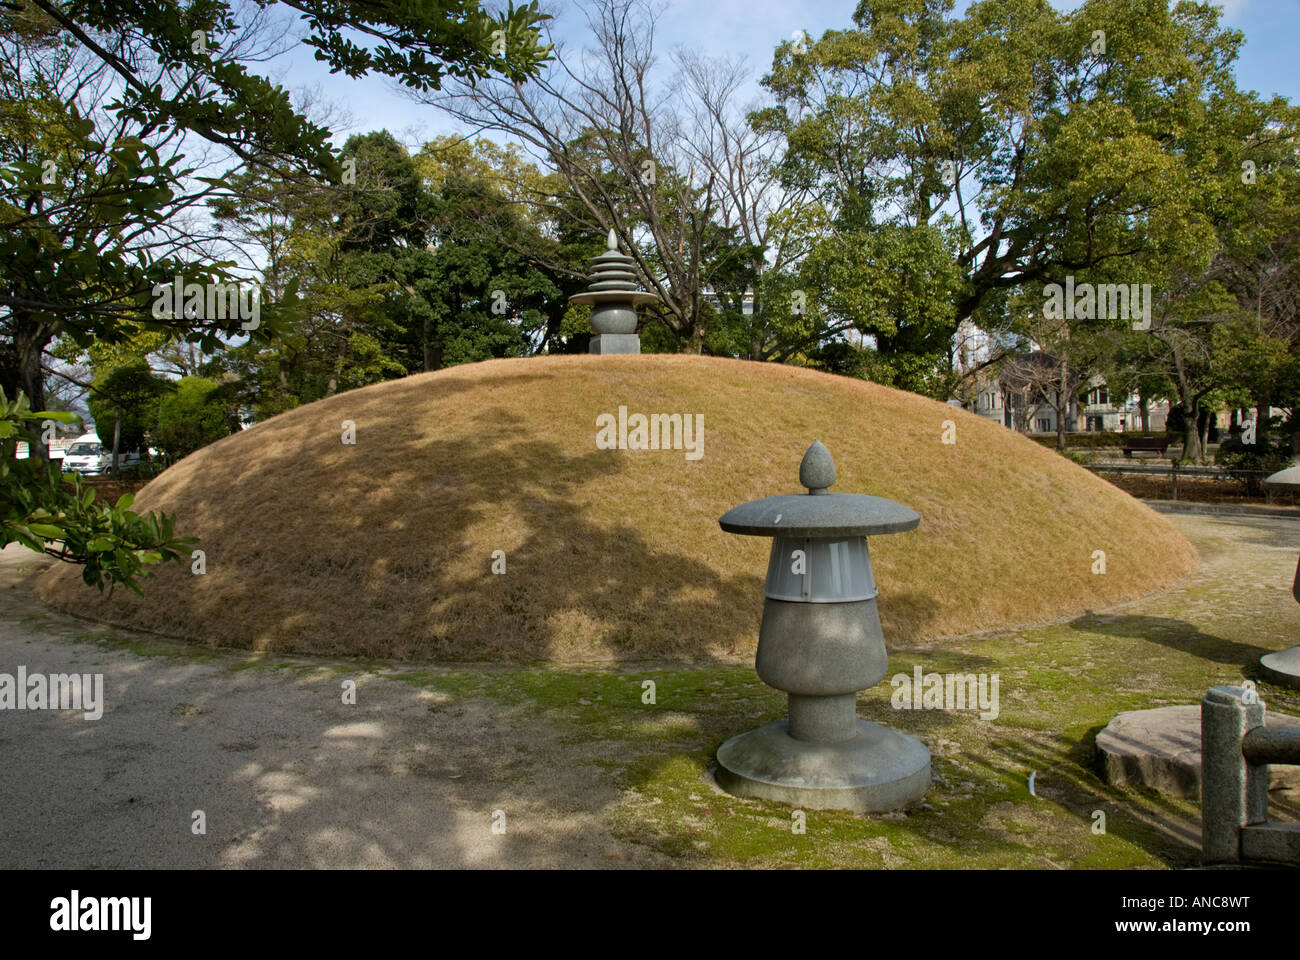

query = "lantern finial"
(800, 440), (836, 494)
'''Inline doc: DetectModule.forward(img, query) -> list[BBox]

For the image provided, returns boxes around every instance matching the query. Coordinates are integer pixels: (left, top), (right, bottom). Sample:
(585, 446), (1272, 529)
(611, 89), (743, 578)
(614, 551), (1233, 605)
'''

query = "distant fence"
(75, 475), (151, 500)
(1088, 463), (1294, 505)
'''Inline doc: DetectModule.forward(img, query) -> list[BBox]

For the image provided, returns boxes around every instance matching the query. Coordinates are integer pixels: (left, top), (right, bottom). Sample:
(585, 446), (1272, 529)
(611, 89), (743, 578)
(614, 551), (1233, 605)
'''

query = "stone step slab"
(1097, 705), (1300, 799)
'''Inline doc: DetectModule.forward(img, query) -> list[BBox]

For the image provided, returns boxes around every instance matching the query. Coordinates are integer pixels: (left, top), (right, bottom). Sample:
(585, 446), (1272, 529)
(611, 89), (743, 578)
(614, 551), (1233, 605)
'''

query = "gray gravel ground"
(0, 544), (670, 868)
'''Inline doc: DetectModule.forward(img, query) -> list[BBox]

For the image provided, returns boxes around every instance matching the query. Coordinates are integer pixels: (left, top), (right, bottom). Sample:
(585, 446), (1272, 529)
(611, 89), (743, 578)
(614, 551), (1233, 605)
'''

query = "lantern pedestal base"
(1259, 645), (1300, 689)
(714, 718), (930, 813)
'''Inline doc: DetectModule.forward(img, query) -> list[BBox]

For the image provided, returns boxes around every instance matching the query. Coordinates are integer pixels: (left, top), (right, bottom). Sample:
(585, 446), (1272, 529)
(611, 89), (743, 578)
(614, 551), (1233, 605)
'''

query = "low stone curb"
(1143, 500), (1300, 520)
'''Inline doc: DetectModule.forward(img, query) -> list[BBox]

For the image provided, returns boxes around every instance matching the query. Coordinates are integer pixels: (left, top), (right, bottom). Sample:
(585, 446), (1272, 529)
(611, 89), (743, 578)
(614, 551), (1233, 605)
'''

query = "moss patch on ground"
(380, 514), (1300, 868)
(379, 659), (1206, 868)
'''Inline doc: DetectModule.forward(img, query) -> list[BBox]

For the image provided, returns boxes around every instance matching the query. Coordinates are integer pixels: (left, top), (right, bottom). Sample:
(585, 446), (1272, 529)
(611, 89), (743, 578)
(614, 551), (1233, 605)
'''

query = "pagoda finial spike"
(606, 228), (618, 252)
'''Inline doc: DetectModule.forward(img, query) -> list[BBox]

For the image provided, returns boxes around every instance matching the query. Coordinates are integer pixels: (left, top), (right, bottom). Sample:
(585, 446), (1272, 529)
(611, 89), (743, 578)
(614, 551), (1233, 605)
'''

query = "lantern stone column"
(714, 441), (931, 812)
(569, 229), (661, 355)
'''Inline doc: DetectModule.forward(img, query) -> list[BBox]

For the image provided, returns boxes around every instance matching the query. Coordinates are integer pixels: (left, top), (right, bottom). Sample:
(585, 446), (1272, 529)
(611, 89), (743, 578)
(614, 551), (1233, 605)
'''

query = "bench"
(1122, 435), (1169, 458)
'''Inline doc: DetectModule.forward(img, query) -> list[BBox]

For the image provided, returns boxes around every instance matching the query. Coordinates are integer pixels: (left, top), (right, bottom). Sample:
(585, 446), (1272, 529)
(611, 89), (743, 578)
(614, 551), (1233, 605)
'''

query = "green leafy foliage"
(1215, 416), (1292, 495)
(209, 131), (577, 417)
(86, 360), (172, 456)
(755, 0), (1297, 394)
(1028, 431), (1152, 450)
(153, 376), (239, 460)
(1, 389), (195, 594)
(2, 0), (550, 413)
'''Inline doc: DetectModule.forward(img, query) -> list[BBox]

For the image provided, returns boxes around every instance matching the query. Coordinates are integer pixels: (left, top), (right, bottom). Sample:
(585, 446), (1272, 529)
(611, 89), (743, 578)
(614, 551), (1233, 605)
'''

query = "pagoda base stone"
(590, 334), (640, 355)
(714, 717), (930, 812)
(1260, 645), (1300, 689)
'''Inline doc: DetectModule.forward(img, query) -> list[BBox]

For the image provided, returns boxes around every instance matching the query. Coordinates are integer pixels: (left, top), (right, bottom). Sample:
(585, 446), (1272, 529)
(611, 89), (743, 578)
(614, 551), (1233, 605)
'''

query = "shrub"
(116, 459), (167, 480)
(1215, 419), (1292, 495)
(153, 377), (238, 461)
(2, 389), (194, 593)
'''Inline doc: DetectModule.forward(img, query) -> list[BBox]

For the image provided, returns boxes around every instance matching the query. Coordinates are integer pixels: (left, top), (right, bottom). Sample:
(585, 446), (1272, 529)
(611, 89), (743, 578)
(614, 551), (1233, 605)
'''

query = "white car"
(61, 434), (140, 475)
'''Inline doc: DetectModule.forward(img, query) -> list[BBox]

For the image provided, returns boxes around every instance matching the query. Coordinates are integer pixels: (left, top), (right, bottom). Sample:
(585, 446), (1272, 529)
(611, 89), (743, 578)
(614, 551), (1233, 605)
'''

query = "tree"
(429, 0), (760, 352)
(2, 0), (551, 427)
(1210, 229), (1300, 431)
(209, 130), (569, 416)
(154, 376), (237, 460)
(0, 0), (553, 593)
(999, 351), (1071, 435)
(796, 222), (964, 394)
(755, 0), (1286, 392)
(1107, 164), (1300, 462)
(1, 4), (286, 424)
(415, 137), (571, 364)
(86, 360), (170, 467)
(23, 0), (551, 171)
(670, 51), (816, 361)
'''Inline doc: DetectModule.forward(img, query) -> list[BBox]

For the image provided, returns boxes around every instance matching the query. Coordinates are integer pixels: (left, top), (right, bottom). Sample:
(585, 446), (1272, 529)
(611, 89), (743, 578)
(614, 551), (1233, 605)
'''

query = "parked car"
(61, 433), (140, 475)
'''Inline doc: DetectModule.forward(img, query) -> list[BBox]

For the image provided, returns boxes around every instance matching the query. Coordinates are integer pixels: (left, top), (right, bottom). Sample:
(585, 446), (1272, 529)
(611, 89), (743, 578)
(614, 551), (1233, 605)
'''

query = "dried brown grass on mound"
(35, 355), (1198, 662)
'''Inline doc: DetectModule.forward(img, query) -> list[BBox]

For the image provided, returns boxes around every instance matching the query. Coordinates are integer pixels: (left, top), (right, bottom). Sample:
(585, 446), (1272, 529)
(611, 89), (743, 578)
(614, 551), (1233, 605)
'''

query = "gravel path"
(0, 544), (669, 868)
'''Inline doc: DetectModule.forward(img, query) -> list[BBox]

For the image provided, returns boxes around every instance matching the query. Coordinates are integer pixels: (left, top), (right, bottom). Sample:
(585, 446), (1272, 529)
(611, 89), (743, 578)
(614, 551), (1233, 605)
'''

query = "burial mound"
(37, 355), (1198, 661)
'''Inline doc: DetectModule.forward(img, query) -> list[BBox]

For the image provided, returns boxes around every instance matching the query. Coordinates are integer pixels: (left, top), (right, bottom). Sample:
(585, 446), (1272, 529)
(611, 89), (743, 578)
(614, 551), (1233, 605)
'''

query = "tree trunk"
(325, 333), (348, 397)
(112, 406), (122, 475)
(1181, 401), (1201, 463)
(1055, 356), (1069, 451)
(2, 314), (55, 459)
(16, 324), (49, 412)
(1139, 396), (1150, 433)
(1198, 408), (1211, 456)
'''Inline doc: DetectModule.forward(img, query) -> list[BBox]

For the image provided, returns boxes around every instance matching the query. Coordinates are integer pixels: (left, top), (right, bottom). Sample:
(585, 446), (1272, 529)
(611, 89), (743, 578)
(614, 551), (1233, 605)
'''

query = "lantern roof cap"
(718, 441), (920, 538)
(1263, 463), (1300, 491)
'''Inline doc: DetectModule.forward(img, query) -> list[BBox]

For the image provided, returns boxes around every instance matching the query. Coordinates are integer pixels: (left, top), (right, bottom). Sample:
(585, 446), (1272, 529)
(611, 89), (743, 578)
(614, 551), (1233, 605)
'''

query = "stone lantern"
(1258, 465), (1300, 689)
(714, 440), (931, 812)
(568, 229), (661, 355)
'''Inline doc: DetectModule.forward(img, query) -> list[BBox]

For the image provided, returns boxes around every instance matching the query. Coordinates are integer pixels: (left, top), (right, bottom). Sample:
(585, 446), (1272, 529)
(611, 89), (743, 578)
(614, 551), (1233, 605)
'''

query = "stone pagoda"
(569, 229), (660, 355)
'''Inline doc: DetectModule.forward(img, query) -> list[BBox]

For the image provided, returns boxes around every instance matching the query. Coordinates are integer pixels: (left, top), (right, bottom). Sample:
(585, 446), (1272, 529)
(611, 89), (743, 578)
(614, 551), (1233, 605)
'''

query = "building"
(964, 356), (1170, 435)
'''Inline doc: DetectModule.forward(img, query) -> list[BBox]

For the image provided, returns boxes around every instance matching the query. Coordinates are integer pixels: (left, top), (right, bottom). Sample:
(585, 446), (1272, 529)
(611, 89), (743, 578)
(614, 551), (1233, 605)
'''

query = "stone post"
(1200, 685), (1267, 864)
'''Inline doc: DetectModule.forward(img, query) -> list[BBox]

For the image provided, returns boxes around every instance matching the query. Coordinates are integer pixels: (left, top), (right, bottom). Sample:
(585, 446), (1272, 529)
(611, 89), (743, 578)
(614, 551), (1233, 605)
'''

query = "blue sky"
(261, 0), (1300, 151)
